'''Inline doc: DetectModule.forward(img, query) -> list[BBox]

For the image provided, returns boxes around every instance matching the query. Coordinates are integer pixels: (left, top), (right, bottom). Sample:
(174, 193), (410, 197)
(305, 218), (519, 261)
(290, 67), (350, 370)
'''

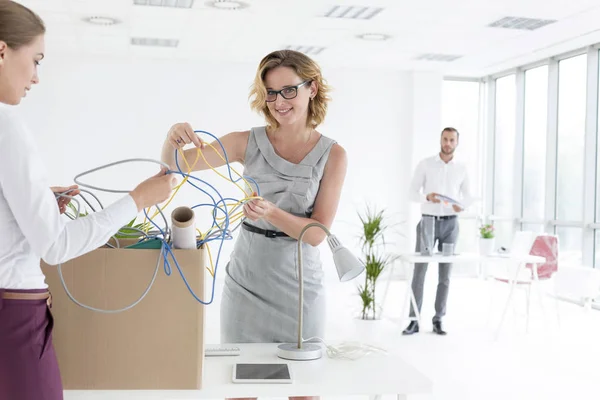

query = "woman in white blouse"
(0, 2), (177, 399)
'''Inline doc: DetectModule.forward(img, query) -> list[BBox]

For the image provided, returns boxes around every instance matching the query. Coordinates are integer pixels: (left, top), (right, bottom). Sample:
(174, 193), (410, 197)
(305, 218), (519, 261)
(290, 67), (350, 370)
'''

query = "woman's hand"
(243, 198), (275, 222)
(51, 185), (80, 214)
(166, 122), (204, 149)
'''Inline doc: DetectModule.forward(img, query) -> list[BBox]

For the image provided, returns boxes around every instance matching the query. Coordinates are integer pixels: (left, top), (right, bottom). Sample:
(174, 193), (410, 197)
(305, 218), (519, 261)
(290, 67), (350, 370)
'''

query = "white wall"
(406, 71), (444, 242)
(15, 55), (442, 342)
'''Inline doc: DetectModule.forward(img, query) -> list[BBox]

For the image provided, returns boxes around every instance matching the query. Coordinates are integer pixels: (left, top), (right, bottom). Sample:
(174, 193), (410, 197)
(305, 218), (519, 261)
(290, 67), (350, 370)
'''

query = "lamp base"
(277, 343), (322, 361)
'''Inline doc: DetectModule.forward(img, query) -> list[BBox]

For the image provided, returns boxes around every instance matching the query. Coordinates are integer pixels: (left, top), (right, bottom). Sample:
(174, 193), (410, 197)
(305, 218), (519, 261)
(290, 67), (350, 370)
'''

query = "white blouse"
(0, 106), (138, 289)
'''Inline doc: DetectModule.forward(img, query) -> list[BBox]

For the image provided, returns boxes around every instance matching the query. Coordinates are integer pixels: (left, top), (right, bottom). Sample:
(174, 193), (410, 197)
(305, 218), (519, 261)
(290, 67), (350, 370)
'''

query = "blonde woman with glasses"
(161, 49), (348, 400)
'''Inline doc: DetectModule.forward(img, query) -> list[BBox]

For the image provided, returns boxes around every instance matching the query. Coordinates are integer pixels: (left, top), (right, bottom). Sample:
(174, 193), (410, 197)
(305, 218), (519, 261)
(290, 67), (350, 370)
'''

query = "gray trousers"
(410, 216), (459, 323)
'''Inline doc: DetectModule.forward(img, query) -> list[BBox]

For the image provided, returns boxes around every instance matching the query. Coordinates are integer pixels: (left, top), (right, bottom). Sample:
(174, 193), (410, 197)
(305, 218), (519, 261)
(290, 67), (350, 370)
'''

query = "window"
(493, 221), (515, 250)
(493, 75), (517, 218)
(556, 55), (587, 222)
(522, 66), (549, 221)
(556, 227), (583, 265)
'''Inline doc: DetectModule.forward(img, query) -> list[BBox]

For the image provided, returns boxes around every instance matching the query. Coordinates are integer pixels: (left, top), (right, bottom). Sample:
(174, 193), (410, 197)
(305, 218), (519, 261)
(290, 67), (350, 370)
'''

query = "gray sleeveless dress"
(220, 126), (336, 343)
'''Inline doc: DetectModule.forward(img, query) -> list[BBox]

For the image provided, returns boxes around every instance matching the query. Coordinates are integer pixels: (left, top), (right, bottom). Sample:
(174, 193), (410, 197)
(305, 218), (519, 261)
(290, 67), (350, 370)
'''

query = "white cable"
(302, 336), (388, 360)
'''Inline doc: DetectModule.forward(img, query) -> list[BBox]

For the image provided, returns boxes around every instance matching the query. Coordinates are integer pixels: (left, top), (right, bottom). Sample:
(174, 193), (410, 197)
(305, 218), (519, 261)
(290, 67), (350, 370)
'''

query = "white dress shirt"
(409, 154), (472, 217)
(0, 107), (138, 289)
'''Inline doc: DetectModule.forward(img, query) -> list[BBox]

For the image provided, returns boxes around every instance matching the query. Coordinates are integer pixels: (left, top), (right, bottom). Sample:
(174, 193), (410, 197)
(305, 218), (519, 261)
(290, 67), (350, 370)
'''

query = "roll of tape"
(171, 206), (197, 249)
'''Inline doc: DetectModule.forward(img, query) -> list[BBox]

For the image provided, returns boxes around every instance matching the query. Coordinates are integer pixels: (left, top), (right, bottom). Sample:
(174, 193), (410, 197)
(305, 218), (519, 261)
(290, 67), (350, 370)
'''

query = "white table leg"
(525, 285), (531, 334)
(380, 259), (396, 318)
(532, 265), (547, 329)
(495, 261), (522, 340)
(400, 261), (420, 326)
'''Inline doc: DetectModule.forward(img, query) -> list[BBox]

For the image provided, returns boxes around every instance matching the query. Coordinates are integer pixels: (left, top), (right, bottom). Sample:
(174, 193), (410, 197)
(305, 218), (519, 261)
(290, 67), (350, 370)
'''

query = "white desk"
(64, 343), (432, 400)
(386, 252), (545, 335)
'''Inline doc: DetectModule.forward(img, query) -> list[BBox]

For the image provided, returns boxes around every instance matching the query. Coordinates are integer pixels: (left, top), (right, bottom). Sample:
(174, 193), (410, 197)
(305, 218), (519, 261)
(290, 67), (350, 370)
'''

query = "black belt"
(242, 221), (289, 238)
(423, 214), (457, 220)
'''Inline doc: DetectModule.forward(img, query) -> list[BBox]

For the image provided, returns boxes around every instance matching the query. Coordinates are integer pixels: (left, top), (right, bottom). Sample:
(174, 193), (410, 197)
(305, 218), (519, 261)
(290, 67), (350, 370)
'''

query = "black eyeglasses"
(265, 81), (311, 102)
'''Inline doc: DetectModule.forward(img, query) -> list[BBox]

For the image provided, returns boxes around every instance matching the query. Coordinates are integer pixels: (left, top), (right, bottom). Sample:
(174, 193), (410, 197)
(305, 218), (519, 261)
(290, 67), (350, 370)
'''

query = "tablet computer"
(436, 194), (463, 208)
(232, 363), (293, 384)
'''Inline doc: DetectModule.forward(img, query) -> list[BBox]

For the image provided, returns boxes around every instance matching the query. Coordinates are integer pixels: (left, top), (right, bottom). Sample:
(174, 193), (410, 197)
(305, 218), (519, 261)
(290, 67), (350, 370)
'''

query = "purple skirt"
(0, 289), (63, 400)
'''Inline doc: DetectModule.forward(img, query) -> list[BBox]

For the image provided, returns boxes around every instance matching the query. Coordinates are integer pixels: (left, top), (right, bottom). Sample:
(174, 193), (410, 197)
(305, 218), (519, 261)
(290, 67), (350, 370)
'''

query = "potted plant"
(356, 206), (395, 320)
(479, 223), (495, 255)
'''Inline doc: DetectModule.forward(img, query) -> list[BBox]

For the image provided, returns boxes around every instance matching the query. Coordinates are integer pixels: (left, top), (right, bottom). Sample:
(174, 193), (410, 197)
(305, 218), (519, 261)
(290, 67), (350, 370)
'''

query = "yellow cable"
(206, 244), (215, 277)
(138, 137), (265, 278)
(197, 145), (250, 196)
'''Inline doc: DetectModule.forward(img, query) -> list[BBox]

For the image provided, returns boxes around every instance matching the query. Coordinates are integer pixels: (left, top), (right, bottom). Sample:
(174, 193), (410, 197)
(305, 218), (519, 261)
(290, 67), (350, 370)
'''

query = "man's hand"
(452, 204), (463, 213)
(51, 185), (80, 214)
(426, 193), (440, 203)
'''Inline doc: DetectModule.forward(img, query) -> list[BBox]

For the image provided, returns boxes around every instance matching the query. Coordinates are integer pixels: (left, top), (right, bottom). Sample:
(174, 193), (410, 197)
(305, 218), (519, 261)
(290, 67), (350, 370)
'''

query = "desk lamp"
(277, 222), (365, 361)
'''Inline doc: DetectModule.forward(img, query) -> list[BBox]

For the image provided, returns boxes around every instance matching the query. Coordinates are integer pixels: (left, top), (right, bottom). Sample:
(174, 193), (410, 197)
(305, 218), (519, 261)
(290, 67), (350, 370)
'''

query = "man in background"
(403, 127), (472, 336)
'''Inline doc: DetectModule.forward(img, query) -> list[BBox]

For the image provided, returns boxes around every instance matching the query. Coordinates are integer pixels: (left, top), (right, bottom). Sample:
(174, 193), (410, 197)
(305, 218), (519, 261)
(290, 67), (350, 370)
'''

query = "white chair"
(486, 231), (543, 338)
(554, 265), (600, 310)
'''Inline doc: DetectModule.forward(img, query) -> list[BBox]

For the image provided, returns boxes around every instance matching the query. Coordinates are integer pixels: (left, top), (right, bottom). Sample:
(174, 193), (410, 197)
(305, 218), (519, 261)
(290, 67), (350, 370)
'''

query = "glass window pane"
(521, 223), (545, 235)
(597, 50), (600, 224)
(493, 75), (516, 217)
(455, 218), (478, 253)
(492, 221), (515, 250)
(556, 227), (582, 265)
(522, 66), (548, 220)
(594, 230), (600, 267)
(442, 80), (481, 200)
(556, 55), (587, 221)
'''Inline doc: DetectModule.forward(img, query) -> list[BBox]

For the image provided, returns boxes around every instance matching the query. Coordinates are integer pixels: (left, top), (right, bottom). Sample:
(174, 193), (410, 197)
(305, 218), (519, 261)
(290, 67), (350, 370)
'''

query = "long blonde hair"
(249, 50), (331, 130)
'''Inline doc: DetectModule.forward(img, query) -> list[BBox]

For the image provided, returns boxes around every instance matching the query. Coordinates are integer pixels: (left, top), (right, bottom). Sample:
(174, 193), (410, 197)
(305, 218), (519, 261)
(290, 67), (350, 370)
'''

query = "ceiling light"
(357, 33), (391, 41)
(131, 37), (179, 47)
(414, 53), (462, 62)
(488, 16), (556, 31)
(133, 0), (195, 8)
(284, 45), (326, 56)
(324, 5), (383, 20)
(205, 0), (249, 10)
(82, 16), (120, 26)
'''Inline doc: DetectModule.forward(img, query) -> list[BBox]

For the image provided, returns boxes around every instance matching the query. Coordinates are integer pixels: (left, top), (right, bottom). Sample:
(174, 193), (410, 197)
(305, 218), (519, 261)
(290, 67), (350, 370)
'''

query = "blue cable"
(139, 130), (260, 306)
(193, 130), (260, 196)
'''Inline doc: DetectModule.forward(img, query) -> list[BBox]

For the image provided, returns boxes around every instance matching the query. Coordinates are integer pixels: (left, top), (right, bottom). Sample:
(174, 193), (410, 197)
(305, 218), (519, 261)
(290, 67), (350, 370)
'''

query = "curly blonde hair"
(249, 50), (331, 130)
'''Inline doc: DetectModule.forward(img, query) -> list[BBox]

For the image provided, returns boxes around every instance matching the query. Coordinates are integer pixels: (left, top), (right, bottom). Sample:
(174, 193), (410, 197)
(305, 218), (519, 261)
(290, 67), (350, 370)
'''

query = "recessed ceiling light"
(133, 0), (195, 8)
(488, 16), (556, 31)
(284, 45), (326, 56)
(324, 5), (383, 20)
(131, 37), (179, 47)
(415, 53), (463, 62)
(357, 33), (391, 41)
(82, 16), (120, 26)
(205, 0), (249, 10)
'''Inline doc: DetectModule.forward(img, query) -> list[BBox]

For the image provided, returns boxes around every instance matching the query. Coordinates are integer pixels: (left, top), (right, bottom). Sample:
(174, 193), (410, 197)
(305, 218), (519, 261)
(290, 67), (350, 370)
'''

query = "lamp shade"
(327, 235), (364, 282)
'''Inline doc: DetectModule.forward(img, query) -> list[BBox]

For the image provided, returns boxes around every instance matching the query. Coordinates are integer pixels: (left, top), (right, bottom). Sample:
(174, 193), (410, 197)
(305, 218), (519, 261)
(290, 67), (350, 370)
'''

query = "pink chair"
(494, 235), (559, 284)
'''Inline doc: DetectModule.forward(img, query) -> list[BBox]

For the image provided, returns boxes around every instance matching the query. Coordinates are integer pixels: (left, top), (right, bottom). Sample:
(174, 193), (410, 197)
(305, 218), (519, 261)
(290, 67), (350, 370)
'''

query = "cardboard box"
(41, 245), (206, 390)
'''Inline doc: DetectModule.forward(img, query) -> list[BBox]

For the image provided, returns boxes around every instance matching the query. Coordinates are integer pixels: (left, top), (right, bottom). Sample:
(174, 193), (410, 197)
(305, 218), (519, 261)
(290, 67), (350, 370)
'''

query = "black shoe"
(433, 321), (447, 335)
(402, 321), (419, 335)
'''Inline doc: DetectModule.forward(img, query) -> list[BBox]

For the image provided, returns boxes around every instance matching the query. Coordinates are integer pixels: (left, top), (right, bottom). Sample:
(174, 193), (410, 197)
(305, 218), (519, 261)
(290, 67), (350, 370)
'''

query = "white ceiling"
(15, 0), (600, 77)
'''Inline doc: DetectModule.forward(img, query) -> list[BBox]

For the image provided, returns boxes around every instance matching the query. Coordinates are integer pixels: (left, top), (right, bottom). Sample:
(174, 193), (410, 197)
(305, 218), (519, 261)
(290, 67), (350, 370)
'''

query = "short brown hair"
(441, 127), (459, 140)
(249, 50), (331, 130)
(0, 0), (45, 50)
